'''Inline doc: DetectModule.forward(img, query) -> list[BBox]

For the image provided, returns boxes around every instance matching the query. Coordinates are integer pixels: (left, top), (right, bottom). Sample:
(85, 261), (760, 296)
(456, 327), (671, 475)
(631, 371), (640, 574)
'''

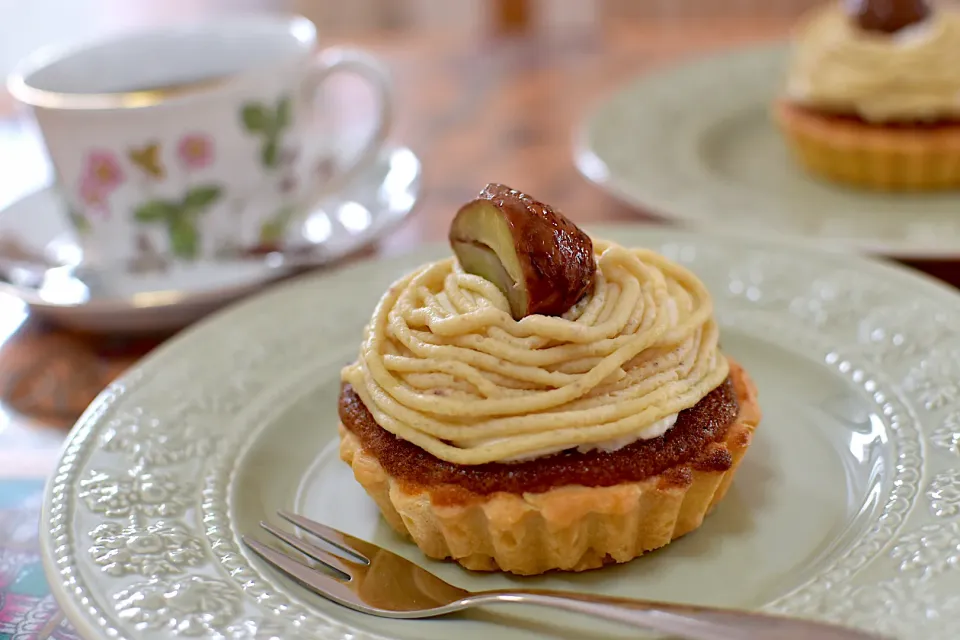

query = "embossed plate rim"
(40, 225), (960, 640)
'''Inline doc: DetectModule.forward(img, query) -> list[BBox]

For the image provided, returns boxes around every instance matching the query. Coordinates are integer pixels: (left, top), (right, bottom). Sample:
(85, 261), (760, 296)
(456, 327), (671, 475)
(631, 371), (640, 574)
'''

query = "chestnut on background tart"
(338, 184), (761, 576)
(774, 0), (960, 191)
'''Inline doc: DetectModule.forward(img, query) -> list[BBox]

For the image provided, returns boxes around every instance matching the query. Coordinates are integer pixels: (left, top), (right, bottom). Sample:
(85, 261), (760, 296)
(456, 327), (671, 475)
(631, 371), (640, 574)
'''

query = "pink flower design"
(177, 133), (214, 170)
(78, 149), (124, 216)
(84, 150), (125, 192)
(79, 176), (106, 209)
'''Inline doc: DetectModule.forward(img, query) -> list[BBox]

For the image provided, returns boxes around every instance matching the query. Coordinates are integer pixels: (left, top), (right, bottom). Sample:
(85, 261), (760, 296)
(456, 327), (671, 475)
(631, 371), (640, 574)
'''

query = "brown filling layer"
(339, 376), (740, 497)
(787, 102), (960, 129)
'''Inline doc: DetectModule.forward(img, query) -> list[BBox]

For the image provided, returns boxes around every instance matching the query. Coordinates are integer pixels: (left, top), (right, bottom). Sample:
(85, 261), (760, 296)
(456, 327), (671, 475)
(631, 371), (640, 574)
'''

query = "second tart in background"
(774, 0), (960, 191)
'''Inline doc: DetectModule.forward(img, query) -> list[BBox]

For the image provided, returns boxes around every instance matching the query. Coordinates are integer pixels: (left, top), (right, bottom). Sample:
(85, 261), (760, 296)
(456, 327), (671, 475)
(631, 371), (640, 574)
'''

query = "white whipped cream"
(480, 413), (680, 463)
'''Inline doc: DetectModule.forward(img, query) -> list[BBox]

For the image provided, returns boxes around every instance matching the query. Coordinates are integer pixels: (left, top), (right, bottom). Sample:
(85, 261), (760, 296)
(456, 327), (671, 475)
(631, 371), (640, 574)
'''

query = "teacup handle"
(301, 47), (393, 201)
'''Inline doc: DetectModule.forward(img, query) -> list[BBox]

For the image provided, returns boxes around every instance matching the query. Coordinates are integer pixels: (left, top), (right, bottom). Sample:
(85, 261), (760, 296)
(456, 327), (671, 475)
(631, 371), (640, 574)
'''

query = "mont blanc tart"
(339, 184), (761, 576)
(775, 0), (960, 191)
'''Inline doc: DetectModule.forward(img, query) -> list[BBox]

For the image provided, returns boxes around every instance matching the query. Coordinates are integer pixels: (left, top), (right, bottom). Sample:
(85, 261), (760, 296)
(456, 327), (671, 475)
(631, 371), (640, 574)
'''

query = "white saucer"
(576, 43), (960, 260)
(0, 145), (421, 333)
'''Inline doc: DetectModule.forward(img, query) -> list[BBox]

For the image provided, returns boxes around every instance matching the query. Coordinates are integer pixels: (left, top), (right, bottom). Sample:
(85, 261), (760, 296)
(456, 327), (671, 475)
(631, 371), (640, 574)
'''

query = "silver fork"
(243, 511), (888, 640)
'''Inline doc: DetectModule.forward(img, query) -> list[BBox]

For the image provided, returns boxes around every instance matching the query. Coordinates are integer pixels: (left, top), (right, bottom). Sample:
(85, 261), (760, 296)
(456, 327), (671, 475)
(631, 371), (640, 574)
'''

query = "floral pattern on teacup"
(128, 143), (165, 180)
(67, 96), (307, 263)
(70, 134), (226, 262)
(240, 96), (291, 169)
(239, 95), (304, 247)
(78, 150), (125, 215)
(132, 185), (223, 260)
(127, 134), (223, 260)
(177, 134), (214, 171)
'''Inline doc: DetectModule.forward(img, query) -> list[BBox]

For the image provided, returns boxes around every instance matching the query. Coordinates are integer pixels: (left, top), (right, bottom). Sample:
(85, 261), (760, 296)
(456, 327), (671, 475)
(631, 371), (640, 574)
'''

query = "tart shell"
(774, 99), (960, 192)
(338, 360), (760, 576)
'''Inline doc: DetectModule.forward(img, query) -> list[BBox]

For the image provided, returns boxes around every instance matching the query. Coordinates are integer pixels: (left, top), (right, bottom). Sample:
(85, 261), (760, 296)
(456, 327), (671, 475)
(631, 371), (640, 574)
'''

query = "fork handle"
(462, 590), (888, 640)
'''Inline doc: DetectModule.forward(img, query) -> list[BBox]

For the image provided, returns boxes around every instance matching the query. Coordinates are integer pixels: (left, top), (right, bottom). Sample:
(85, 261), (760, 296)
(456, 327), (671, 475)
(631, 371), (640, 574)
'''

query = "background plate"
(41, 226), (960, 639)
(577, 44), (960, 259)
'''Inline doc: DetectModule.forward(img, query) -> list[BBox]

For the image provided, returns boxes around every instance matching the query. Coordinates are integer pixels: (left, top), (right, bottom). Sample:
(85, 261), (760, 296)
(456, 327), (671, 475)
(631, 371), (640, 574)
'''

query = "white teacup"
(7, 14), (392, 273)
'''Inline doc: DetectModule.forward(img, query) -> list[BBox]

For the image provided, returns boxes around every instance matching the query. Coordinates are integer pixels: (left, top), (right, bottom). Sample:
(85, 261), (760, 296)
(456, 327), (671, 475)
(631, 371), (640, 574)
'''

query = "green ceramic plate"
(577, 44), (960, 259)
(41, 226), (960, 639)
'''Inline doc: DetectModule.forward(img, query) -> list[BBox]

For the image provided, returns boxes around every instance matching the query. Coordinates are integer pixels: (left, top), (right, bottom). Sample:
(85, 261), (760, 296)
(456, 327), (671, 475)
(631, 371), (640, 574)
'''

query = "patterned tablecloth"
(0, 480), (78, 640)
(0, 312), (147, 640)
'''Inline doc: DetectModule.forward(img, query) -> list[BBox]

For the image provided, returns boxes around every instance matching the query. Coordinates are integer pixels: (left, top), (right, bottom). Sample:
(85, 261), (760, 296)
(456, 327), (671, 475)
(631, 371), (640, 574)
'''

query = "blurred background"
(0, 0), (815, 223)
(0, 0), (822, 74)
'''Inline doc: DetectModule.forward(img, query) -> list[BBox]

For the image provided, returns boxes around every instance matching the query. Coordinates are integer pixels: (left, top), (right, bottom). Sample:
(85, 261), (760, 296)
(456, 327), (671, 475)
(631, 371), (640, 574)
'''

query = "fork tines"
(242, 510), (375, 607)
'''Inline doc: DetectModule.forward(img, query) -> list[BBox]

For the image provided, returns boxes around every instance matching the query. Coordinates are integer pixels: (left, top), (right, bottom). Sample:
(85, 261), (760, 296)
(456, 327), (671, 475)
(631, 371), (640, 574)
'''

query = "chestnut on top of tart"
(849, 0), (930, 34)
(448, 183), (596, 319)
(338, 184), (761, 575)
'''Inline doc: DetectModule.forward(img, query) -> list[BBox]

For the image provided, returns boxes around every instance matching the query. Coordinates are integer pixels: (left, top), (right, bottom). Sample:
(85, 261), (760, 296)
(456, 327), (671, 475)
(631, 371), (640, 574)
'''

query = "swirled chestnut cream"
(785, 0), (960, 123)
(341, 185), (728, 466)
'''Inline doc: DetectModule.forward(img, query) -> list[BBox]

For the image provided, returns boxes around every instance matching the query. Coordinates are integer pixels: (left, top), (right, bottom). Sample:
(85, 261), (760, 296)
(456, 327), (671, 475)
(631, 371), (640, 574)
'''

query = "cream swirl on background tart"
(338, 184), (760, 575)
(786, 0), (960, 123)
(774, 0), (960, 191)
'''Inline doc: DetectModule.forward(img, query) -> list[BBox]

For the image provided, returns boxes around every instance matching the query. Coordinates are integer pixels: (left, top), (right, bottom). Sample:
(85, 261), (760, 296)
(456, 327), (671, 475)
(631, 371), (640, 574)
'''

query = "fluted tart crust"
(338, 358), (760, 576)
